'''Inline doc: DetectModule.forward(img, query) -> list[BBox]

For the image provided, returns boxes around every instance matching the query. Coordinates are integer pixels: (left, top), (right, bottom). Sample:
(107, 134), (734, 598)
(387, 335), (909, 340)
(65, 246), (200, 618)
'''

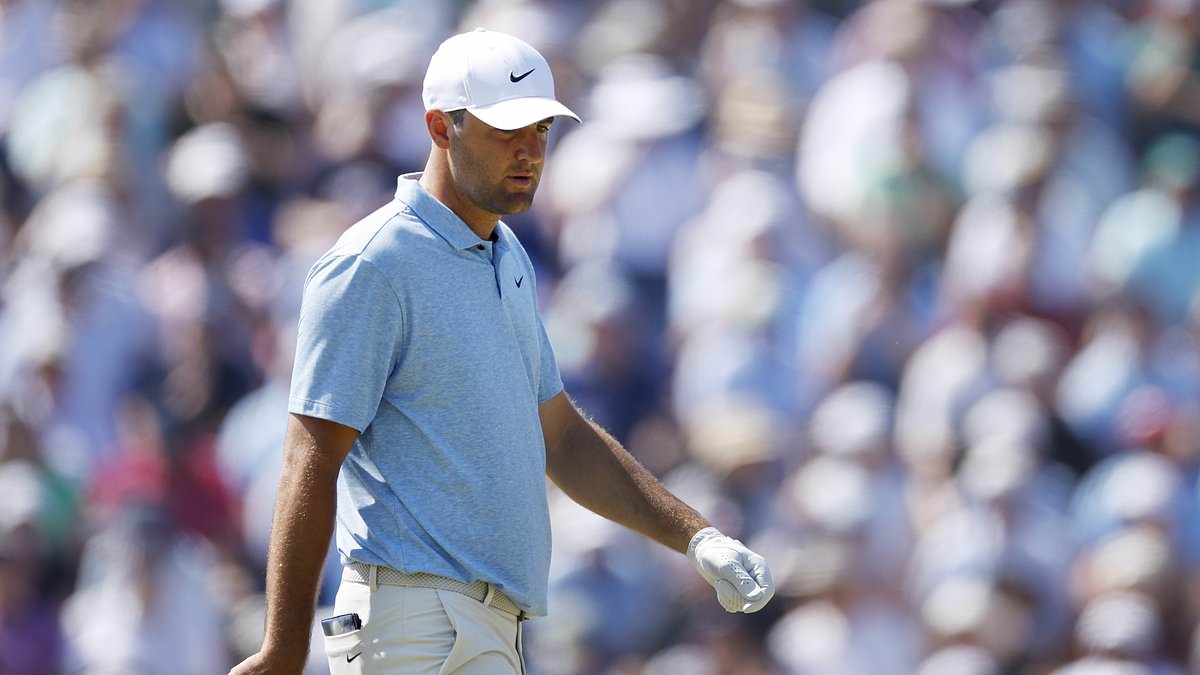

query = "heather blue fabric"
(289, 173), (562, 615)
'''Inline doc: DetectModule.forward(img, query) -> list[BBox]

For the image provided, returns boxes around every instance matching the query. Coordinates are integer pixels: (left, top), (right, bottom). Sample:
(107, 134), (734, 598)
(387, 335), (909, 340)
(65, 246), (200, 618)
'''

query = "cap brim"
(466, 97), (581, 131)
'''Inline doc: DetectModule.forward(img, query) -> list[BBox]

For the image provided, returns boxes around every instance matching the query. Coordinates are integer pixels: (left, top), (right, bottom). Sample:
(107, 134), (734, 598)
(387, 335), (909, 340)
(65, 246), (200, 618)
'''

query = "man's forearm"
(258, 430), (342, 668)
(547, 413), (708, 553)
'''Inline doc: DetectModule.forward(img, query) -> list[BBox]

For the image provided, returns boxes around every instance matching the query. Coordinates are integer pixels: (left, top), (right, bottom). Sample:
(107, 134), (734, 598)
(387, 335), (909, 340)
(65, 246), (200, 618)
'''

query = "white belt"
(344, 561), (529, 621)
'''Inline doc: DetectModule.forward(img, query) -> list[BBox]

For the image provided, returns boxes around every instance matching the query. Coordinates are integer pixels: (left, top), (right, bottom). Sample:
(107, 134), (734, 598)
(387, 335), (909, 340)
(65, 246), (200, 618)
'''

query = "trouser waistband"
(343, 561), (529, 621)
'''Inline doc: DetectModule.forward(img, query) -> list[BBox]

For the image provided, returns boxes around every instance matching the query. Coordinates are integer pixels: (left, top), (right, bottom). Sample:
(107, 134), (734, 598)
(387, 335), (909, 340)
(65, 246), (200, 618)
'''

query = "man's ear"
(426, 110), (452, 149)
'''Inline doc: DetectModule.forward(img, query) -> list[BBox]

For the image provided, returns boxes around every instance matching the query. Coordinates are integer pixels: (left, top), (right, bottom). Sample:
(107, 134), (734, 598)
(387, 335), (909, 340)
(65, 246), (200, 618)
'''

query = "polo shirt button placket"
(492, 251), (504, 298)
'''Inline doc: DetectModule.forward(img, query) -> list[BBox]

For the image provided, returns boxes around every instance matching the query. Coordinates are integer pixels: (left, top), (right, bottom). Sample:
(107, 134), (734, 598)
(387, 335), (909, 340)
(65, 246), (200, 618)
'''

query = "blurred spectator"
(61, 502), (225, 675)
(0, 419), (68, 675)
(917, 644), (999, 675)
(0, 0), (61, 134)
(1052, 591), (1187, 675)
(539, 52), (707, 286)
(0, 180), (155, 478)
(0, 519), (64, 675)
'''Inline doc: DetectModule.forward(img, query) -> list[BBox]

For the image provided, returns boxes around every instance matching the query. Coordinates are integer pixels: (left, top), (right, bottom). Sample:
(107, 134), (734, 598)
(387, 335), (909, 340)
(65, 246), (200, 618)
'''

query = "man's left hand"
(687, 527), (775, 613)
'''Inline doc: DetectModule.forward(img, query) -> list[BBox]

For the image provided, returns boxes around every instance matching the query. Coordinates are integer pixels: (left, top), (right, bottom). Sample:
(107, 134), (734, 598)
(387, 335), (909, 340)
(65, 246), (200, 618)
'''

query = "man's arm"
(540, 392), (773, 613)
(230, 414), (359, 675)
(540, 391), (707, 553)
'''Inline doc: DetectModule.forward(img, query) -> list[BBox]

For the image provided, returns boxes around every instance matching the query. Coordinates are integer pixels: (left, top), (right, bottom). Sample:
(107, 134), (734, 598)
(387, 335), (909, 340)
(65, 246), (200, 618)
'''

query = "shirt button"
(476, 245), (485, 251)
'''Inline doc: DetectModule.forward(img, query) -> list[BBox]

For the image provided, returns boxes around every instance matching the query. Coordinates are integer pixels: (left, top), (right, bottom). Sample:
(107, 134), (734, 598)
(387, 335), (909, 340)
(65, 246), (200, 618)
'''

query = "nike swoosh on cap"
(509, 68), (535, 83)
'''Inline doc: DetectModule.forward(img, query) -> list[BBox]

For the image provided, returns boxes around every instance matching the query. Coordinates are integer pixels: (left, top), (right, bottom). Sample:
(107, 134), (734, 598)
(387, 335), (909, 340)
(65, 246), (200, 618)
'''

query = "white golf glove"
(687, 527), (775, 613)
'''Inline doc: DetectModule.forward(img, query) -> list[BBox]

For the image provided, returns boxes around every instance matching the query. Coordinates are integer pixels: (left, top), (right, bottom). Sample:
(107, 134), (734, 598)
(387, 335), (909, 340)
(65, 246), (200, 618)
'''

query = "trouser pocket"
(324, 628), (366, 674)
(435, 589), (522, 674)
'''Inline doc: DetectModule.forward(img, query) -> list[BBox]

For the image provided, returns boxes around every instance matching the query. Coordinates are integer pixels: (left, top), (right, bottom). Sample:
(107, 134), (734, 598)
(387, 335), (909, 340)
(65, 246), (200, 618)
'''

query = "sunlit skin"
(420, 110), (553, 240)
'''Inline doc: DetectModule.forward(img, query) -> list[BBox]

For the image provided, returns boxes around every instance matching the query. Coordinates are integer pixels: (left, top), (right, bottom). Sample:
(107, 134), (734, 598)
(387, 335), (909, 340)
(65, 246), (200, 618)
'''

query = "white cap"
(422, 28), (580, 131)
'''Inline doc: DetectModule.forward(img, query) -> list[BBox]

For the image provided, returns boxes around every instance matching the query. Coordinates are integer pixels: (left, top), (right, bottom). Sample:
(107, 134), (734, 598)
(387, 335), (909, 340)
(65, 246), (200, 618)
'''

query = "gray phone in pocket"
(321, 613), (362, 637)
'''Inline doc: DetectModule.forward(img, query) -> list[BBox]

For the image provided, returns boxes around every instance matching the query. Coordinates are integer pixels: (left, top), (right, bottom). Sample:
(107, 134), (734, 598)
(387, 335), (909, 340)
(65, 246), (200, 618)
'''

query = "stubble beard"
(464, 165), (538, 216)
(487, 178), (537, 215)
(451, 142), (538, 217)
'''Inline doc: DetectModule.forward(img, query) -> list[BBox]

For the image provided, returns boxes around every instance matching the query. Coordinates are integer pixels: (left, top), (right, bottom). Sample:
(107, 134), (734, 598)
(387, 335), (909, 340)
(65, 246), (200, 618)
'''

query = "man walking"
(231, 29), (773, 675)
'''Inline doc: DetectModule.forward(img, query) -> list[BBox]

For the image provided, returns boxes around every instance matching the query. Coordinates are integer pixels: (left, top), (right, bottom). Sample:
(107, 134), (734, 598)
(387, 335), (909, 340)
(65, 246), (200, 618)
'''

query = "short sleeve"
(288, 255), (404, 432)
(535, 309), (563, 403)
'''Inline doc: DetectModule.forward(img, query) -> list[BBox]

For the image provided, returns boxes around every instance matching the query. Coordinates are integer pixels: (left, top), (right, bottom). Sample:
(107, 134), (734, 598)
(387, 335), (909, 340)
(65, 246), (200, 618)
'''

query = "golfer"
(231, 29), (773, 675)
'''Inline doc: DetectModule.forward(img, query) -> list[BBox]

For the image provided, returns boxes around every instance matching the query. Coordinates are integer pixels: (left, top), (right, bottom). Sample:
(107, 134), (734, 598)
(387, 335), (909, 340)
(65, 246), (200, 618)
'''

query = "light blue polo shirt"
(288, 173), (562, 615)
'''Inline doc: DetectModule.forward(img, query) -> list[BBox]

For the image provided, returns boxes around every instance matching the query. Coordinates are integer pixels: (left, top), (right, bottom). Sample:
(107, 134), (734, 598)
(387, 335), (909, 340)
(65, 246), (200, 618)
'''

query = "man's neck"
(418, 162), (498, 241)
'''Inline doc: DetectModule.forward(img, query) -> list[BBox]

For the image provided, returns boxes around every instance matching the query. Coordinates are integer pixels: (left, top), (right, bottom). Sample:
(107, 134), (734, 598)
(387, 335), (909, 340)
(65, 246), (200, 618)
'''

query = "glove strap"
(687, 526), (723, 563)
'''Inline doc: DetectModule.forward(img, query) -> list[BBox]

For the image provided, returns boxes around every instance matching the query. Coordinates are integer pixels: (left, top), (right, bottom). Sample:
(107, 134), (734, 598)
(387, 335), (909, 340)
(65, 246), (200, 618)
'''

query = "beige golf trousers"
(323, 566), (526, 674)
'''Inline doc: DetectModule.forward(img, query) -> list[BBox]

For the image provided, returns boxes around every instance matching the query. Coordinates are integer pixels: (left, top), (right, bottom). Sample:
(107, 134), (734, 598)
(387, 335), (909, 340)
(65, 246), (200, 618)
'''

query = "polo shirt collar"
(394, 173), (487, 250)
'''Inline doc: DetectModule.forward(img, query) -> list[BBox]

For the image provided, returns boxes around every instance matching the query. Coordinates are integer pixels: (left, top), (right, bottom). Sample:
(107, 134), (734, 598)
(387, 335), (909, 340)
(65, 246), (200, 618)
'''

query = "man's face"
(446, 112), (553, 218)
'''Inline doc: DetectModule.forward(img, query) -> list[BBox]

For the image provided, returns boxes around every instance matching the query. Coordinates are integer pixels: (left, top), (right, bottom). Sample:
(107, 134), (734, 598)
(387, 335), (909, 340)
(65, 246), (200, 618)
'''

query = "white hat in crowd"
(422, 28), (580, 130)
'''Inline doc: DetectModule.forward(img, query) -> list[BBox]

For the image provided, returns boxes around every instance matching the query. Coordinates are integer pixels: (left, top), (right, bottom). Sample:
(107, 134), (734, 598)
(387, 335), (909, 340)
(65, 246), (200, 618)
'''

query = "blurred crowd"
(0, 0), (1199, 673)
